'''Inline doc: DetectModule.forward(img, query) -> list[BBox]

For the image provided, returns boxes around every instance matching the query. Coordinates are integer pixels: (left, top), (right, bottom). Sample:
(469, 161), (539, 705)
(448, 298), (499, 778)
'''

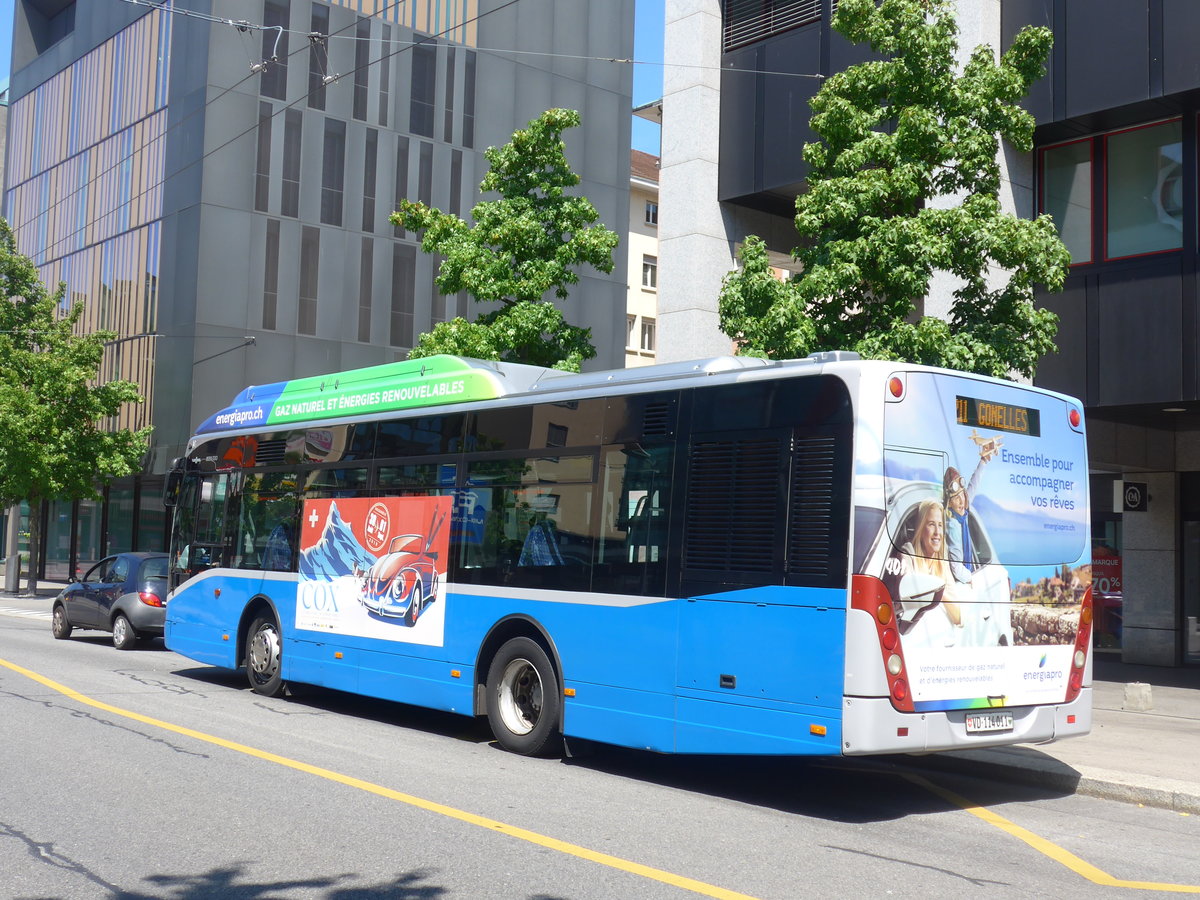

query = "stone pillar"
(1121, 472), (1179, 665)
(657, 0), (736, 362)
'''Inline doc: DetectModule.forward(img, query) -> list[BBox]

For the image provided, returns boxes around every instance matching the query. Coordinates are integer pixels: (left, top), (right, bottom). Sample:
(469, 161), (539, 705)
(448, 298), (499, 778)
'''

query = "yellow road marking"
(904, 773), (1200, 893)
(0, 657), (757, 900)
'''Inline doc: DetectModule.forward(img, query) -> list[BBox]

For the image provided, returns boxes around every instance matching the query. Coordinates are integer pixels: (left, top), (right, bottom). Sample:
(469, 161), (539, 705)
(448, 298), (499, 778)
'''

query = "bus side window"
(231, 473), (299, 571)
(594, 445), (671, 596)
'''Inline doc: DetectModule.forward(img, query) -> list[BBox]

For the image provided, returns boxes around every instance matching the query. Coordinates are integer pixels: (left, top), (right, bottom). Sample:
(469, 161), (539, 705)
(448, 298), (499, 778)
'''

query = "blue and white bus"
(163, 353), (1093, 756)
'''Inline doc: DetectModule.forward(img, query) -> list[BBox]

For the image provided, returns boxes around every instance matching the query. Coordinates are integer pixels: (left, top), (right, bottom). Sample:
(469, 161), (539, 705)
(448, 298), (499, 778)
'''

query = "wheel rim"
(113, 617), (129, 644)
(53, 608), (66, 635)
(497, 658), (542, 736)
(248, 623), (281, 682)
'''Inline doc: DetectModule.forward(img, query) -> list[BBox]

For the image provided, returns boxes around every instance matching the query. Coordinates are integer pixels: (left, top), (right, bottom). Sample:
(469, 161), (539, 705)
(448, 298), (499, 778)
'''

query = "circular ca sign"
(1124, 483), (1145, 512)
(363, 502), (391, 553)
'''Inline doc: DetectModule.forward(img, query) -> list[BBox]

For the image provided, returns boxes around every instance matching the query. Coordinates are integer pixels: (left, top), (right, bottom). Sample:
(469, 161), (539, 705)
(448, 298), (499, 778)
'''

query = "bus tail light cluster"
(1065, 585), (1093, 702)
(851, 574), (914, 712)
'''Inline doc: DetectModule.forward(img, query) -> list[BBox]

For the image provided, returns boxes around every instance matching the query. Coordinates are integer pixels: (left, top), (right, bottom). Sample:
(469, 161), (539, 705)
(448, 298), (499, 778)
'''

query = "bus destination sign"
(956, 396), (1041, 436)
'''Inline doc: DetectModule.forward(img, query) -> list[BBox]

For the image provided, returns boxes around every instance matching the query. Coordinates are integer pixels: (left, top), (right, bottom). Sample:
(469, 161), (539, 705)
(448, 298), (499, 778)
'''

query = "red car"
(357, 512), (445, 626)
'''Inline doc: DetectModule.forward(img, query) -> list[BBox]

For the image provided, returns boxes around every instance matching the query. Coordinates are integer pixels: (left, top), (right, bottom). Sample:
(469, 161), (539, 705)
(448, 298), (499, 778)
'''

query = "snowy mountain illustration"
(299, 502), (378, 580)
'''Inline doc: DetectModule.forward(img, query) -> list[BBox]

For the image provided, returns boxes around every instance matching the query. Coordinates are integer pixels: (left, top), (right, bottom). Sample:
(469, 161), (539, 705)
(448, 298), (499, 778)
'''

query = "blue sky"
(632, 0), (665, 155)
(0, 0), (662, 144)
(0, 0), (11, 93)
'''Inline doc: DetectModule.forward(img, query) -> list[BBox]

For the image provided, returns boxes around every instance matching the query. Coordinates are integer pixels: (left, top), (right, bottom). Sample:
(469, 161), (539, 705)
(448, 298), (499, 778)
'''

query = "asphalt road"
(2, 607), (1199, 900)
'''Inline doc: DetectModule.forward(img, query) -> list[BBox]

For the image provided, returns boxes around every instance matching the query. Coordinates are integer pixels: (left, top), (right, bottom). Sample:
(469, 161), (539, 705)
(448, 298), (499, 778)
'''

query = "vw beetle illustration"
(356, 510), (446, 626)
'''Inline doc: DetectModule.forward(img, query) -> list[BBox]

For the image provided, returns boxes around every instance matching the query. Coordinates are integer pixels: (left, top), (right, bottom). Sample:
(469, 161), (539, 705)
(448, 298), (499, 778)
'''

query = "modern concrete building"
(625, 148), (659, 367)
(659, 0), (1200, 666)
(4, 0), (633, 578)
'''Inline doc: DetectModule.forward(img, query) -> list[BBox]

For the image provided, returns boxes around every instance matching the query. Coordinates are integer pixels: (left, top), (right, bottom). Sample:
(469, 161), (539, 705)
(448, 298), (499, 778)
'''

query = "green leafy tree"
(392, 108), (619, 372)
(719, 0), (1069, 379)
(0, 220), (151, 595)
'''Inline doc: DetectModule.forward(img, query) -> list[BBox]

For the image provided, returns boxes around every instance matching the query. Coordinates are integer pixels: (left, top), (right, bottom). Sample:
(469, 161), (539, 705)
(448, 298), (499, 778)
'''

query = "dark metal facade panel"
(1162, 0), (1200, 96)
(719, 46), (763, 201)
(762, 29), (822, 190)
(1097, 264), (1182, 405)
(1033, 278), (1087, 400)
(1063, 0), (1149, 119)
(1001, 0), (1053, 124)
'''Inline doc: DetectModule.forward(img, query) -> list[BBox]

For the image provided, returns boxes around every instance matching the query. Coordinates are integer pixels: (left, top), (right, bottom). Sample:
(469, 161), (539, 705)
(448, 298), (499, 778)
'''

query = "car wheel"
(485, 637), (560, 756)
(246, 613), (286, 697)
(51, 604), (73, 640)
(404, 582), (421, 627)
(112, 614), (138, 650)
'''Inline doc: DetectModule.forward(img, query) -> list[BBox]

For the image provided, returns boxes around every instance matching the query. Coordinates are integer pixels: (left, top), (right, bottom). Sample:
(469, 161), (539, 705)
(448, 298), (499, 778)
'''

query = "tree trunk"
(24, 497), (40, 597)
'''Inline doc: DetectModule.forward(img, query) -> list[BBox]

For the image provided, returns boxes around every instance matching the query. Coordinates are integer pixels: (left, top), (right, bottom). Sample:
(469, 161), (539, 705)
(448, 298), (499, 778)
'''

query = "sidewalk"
(3, 585), (1197, 811)
(923, 655), (1200, 813)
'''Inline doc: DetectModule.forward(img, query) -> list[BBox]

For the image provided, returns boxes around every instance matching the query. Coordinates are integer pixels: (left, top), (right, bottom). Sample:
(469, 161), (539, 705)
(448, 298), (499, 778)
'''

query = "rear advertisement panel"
(859, 371), (1090, 711)
(296, 495), (452, 647)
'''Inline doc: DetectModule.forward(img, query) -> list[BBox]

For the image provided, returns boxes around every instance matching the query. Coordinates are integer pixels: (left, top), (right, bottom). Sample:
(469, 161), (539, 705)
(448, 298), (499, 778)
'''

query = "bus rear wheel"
(486, 637), (560, 756)
(246, 613), (285, 697)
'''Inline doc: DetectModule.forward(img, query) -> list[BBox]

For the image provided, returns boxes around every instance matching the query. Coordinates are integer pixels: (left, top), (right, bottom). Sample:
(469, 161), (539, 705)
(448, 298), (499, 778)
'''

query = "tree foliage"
(718, 0), (1069, 379)
(392, 108), (619, 372)
(0, 220), (150, 592)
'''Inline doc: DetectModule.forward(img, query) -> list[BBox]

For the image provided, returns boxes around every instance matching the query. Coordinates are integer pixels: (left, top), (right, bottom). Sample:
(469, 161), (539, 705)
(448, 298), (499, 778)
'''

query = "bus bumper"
(841, 687), (1093, 755)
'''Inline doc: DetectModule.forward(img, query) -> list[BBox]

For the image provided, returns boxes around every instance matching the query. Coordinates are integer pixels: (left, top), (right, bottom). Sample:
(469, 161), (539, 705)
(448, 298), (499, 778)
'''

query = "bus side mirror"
(163, 470), (183, 508)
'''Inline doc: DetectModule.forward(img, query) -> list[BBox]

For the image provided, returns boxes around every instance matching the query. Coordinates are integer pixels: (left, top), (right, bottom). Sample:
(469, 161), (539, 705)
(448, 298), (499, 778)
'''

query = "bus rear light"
(888, 376), (905, 399)
(852, 574), (915, 712)
(897, 727), (909, 737)
(138, 592), (163, 607)
(1068, 407), (1081, 428)
(1064, 586), (1093, 704)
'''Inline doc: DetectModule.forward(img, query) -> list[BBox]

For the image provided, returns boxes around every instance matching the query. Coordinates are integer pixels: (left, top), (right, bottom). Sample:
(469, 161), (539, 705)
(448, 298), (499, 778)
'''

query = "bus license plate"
(965, 712), (1013, 734)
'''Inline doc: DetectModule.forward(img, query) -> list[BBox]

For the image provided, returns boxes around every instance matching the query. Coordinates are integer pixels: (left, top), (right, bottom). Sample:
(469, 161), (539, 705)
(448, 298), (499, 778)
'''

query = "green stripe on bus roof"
(264, 357), (503, 425)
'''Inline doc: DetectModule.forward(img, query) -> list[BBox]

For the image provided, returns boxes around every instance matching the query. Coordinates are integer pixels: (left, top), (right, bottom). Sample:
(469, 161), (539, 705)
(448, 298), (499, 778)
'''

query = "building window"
(1040, 139), (1091, 265)
(463, 50), (477, 148)
(418, 141), (433, 206)
(394, 135), (410, 238)
(358, 237), (373, 343)
(299, 226), (320, 334)
(263, 219), (280, 330)
(444, 46), (457, 143)
(645, 201), (658, 227)
(642, 255), (657, 290)
(641, 318), (656, 353)
(308, 4), (329, 110)
(261, 0), (290, 101)
(255, 102), (273, 212)
(379, 24), (391, 126)
(450, 149), (463, 216)
(626, 314), (637, 349)
(321, 118), (346, 226)
(353, 16), (370, 121)
(363, 128), (378, 232)
(391, 243), (416, 347)
(281, 109), (302, 217)
(722, 0), (823, 52)
(1105, 119), (1183, 260)
(410, 41), (437, 137)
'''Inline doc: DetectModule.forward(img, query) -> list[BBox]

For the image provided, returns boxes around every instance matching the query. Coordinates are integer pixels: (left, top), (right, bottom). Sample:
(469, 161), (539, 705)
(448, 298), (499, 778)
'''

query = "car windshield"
(141, 557), (168, 580)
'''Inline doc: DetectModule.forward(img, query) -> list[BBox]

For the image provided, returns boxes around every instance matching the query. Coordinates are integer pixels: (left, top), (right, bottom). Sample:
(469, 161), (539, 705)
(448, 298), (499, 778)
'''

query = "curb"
(900, 747), (1200, 815)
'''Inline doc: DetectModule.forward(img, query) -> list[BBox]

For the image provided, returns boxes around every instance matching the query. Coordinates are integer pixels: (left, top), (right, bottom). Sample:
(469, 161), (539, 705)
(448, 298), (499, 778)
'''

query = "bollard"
(1123, 681), (1154, 711)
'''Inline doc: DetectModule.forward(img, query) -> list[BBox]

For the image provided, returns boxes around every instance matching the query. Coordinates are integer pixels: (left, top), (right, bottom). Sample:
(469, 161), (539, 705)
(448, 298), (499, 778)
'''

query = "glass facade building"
(5, 0), (633, 579)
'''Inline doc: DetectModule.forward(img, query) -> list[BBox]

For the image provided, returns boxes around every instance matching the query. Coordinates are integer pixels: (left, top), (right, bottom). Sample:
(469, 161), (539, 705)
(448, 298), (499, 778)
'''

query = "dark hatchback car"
(51, 552), (170, 650)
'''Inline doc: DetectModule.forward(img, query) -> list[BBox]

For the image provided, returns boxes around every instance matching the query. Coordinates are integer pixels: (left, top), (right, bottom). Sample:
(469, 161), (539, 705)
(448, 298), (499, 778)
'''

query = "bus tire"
(486, 637), (560, 756)
(112, 614), (137, 650)
(51, 604), (73, 639)
(246, 613), (286, 697)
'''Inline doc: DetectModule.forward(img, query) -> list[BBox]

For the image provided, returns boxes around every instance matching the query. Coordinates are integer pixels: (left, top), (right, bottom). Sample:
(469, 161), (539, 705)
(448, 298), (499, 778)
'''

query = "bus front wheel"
(485, 637), (560, 756)
(246, 614), (285, 697)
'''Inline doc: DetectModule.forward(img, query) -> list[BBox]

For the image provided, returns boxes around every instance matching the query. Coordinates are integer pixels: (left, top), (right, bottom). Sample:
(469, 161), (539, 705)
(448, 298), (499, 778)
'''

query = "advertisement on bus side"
(295, 495), (452, 647)
(863, 371), (1090, 711)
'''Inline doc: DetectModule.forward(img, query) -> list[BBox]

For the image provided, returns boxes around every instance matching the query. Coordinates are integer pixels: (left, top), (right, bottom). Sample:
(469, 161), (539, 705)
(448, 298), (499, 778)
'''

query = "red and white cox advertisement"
(296, 495), (452, 647)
